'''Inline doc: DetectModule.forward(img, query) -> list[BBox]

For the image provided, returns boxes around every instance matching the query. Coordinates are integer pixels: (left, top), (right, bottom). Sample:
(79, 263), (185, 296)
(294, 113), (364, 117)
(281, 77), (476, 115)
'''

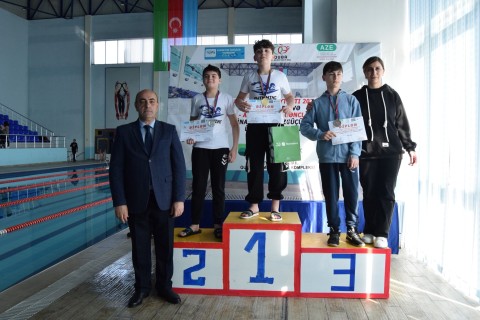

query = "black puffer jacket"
(352, 84), (416, 159)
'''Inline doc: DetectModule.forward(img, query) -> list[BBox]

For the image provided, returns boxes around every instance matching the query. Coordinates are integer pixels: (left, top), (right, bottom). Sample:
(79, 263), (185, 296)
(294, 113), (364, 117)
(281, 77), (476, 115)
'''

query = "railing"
(67, 151), (84, 162)
(1, 134), (66, 149)
(0, 102), (55, 137)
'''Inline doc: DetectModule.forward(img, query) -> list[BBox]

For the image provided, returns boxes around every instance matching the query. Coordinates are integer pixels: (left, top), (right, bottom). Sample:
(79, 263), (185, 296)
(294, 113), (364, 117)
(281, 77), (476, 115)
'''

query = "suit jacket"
(109, 119), (186, 213)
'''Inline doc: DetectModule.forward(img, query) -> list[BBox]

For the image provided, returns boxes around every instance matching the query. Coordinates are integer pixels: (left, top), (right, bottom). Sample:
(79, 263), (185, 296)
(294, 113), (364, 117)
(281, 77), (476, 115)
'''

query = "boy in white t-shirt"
(179, 65), (239, 239)
(235, 39), (295, 221)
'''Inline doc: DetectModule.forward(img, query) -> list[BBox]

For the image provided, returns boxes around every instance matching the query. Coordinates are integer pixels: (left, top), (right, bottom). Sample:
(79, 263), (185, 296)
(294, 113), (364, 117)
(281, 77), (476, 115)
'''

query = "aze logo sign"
(317, 43), (337, 51)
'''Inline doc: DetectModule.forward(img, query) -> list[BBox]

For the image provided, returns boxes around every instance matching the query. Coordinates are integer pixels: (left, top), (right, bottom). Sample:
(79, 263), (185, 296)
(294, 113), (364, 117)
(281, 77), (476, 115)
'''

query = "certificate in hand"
(180, 119), (214, 142)
(328, 116), (367, 145)
(246, 99), (283, 124)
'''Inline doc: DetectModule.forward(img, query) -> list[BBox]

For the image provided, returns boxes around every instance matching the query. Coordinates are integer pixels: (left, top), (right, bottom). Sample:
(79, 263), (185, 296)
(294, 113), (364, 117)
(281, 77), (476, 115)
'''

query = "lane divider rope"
(0, 181), (110, 208)
(0, 197), (112, 236)
(0, 167), (107, 185)
(0, 173), (109, 194)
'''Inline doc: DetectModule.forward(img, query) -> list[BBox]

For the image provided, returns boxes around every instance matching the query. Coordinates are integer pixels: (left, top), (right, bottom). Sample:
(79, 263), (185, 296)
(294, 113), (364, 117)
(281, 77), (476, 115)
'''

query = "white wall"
(28, 17), (86, 153)
(0, 8), (28, 115)
(336, 0), (408, 91)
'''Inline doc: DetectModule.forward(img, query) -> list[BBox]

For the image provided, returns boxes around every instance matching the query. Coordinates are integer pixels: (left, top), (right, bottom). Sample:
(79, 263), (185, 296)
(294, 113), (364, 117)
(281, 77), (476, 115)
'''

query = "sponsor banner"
(167, 43), (381, 171)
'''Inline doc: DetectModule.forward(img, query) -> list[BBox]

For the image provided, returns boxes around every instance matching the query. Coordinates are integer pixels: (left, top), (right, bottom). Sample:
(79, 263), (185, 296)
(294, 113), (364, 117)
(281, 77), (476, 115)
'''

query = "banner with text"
(167, 43), (381, 171)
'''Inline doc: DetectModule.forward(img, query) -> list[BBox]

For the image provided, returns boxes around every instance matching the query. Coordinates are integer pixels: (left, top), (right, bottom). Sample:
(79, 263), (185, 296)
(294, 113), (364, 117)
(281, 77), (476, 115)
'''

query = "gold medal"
(334, 119), (341, 127)
(258, 69), (272, 107)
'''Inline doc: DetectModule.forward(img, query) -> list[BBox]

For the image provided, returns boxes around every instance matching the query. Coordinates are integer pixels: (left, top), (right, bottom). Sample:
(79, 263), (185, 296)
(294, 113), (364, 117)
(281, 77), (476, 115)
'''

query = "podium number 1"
(244, 232), (274, 284)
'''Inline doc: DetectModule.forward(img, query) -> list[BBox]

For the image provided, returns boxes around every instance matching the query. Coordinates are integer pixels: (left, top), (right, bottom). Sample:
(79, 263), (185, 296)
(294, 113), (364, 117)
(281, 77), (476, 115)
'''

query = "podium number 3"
(244, 232), (274, 284)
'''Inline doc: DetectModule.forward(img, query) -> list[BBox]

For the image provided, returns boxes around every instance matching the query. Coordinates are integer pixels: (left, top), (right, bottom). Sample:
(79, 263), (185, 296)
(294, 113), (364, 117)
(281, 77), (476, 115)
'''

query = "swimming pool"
(0, 163), (124, 292)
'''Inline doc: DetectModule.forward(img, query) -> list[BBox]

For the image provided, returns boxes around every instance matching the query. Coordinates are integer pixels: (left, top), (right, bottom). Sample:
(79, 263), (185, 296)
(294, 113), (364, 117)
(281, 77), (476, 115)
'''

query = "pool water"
(0, 164), (125, 292)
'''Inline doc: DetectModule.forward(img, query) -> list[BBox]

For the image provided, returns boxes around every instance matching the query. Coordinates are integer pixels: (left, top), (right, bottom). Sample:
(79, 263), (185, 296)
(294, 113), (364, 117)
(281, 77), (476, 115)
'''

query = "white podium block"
(229, 229), (295, 292)
(300, 233), (390, 298)
(173, 228), (225, 294)
(224, 212), (302, 296)
(172, 214), (391, 299)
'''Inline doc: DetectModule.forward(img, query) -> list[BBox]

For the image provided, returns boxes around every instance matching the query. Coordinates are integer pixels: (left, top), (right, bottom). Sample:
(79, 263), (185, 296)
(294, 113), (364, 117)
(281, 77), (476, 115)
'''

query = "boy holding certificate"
(179, 65), (239, 239)
(235, 39), (295, 222)
(300, 61), (365, 247)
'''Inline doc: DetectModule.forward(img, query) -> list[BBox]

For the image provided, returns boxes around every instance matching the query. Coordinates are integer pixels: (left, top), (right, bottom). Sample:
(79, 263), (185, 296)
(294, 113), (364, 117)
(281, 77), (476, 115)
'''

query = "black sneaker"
(327, 228), (340, 247)
(346, 227), (365, 247)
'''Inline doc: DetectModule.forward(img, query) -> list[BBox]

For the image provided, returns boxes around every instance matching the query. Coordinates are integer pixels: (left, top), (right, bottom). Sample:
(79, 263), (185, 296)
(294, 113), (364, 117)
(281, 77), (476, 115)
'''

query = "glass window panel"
(143, 39), (154, 62)
(202, 36), (215, 45)
(234, 35), (249, 44)
(277, 34), (290, 44)
(127, 39), (143, 63)
(291, 33), (303, 43)
(262, 34), (275, 43)
(117, 40), (126, 64)
(215, 36), (228, 44)
(93, 41), (106, 64)
(105, 40), (118, 64)
(248, 35), (262, 44)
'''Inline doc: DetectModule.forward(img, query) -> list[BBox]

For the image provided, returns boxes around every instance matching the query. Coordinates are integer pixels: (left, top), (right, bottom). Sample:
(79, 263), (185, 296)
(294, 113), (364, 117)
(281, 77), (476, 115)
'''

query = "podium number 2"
(183, 249), (206, 286)
(244, 232), (274, 284)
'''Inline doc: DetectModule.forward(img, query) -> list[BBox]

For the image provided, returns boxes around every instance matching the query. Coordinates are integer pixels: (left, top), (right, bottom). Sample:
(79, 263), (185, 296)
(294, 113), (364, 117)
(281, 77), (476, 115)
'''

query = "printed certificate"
(328, 116), (367, 145)
(180, 119), (214, 142)
(246, 99), (283, 124)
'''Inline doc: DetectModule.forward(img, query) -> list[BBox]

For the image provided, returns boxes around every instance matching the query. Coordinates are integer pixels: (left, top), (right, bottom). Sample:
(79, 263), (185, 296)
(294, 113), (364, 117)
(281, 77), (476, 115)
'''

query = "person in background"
(70, 139), (78, 162)
(300, 61), (364, 247)
(109, 89), (186, 308)
(179, 65), (239, 239)
(352, 56), (417, 249)
(234, 39), (295, 222)
(0, 123), (5, 148)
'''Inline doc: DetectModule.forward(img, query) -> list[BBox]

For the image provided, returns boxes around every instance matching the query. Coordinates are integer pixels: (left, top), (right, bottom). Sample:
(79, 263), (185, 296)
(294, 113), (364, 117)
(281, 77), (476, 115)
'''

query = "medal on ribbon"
(258, 69), (272, 106)
(203, 91), (220, 118)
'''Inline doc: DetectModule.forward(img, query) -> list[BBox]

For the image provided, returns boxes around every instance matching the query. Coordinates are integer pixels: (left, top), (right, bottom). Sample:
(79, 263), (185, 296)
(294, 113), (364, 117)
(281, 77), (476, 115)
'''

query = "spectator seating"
(0, 113), (41, 143)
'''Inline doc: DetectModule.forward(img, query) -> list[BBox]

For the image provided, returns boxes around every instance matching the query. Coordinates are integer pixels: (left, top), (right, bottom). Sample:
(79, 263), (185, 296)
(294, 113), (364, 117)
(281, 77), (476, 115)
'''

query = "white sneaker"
(374, 236), (389, 248)
(362, 234), (374, 244)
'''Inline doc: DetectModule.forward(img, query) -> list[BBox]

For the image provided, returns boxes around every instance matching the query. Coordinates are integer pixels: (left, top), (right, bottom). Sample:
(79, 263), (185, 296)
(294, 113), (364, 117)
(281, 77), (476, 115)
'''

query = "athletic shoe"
(362, 233), (374, 244)
(327, 228), (340, 247)
(374, 236), (389, 248)
(346, 228), (365, 247)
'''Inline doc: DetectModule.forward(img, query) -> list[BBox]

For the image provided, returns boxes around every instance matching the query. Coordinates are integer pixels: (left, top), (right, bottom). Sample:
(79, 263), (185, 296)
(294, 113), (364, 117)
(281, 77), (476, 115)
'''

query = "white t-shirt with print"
(239, 69), (291, 101)
(190, 91), (235, 149)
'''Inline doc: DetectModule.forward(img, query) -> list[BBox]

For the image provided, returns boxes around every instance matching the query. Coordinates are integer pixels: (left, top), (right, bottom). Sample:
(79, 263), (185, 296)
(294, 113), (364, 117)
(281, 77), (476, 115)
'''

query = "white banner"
(167, 42), (381, 171)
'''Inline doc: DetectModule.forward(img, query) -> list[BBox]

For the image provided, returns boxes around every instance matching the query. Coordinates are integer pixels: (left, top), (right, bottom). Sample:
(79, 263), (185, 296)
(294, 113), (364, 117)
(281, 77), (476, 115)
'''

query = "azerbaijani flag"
(154, 0), (197, 71)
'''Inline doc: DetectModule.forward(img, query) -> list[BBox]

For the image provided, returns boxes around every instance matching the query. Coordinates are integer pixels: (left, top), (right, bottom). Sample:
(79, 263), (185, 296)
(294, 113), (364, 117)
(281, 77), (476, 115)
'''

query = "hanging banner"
(167, 43), (381, 173)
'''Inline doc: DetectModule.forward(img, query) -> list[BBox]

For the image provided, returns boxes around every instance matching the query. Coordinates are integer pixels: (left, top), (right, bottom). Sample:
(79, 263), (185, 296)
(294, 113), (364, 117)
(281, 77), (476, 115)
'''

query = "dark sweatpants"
(359, 157), (402, 237)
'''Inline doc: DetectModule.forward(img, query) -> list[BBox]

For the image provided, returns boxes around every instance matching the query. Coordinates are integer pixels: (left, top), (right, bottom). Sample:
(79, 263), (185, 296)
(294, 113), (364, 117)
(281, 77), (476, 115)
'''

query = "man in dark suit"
(109, 89), (186, 308)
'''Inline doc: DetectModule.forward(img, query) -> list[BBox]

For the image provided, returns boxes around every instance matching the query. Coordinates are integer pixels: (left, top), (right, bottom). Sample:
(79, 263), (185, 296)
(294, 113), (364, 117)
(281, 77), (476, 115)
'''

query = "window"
(197, 36), (228, 45)
(234, 33), (303, 44)
(92, 34), (302, 65)
(93, 39), (154, 65)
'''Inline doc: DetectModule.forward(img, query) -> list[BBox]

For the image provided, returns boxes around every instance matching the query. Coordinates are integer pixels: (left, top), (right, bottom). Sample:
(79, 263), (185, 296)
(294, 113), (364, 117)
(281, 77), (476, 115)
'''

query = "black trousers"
(245, 123), (287, 204)
(128, 192), (174, 293)
(359, 157), (402, 237)
(190, 147), (229, 225)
